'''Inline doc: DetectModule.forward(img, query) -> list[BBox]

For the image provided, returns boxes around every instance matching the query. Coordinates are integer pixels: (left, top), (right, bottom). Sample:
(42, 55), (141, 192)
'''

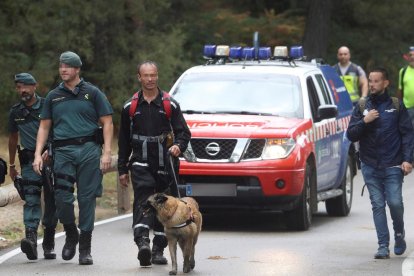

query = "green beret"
(60, 51), (82, 67)
(14, 73), (37, 85)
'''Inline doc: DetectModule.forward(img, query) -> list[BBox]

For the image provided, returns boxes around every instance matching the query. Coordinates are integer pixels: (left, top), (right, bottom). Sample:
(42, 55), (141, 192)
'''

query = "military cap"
(59, 51), (82, 67)
(14, 73), (37, 85)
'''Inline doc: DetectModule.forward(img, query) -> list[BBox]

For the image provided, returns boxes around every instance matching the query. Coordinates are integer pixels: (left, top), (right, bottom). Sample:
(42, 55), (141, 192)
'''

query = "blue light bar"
(242, 47), (255, 60)
(229, 46), (242, 59)
(258, 47), (271, 60)
(290, 46), (304, 59)
(203, 45), (217, 58)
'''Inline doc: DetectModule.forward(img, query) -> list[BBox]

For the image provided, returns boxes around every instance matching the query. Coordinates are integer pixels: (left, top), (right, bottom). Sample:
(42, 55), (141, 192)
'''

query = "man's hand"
(100, 152), (111, 173)
(169, 144), (181, 157)
(402, 161), (412, 176)
(363, 109), (379, 123)
(119, 173), (129, 187)
(32, 155), (43, 175)
(9, 166), (19, 181)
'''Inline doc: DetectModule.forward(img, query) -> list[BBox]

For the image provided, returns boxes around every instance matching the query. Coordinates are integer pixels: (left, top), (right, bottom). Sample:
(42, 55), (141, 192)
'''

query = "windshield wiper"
(215, 110), (275, 116)
(182, 110), (215, 114)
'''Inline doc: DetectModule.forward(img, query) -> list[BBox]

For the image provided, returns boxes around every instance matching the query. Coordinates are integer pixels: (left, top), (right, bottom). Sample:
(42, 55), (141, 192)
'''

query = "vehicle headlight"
(262, 138), (296, 159)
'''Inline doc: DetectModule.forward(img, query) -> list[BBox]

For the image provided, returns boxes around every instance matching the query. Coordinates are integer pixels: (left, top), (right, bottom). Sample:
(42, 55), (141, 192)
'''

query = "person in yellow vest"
(333, 46), (368, 104)
(397, 46), (414, 128)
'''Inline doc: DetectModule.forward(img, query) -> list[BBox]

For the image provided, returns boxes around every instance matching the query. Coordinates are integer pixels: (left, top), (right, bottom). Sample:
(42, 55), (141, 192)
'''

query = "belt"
(53, 135), (95, 148)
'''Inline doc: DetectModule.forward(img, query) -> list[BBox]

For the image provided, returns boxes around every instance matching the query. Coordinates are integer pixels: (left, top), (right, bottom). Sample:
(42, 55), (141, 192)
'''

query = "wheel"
(285, 162), (314, 231)
(325, 155), (353, 216)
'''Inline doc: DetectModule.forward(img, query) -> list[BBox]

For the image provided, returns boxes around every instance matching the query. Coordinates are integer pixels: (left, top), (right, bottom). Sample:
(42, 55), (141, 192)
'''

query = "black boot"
(79, 231), (93, 265)
(42, 227), (56, 259)
(151, 245), (168, 265)
(62, 223), (79, 261)
(136, 237), (151, 266)
(21, 228), (38, 260)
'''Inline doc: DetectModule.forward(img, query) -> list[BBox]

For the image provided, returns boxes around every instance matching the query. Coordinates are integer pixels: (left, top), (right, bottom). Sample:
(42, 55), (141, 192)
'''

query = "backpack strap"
(358, 97), (367, 114)
(129, 92), (140, 119)
(161, 91), (172, 120)
(391, 97), (400, 112)
(400, 66), (408, 97)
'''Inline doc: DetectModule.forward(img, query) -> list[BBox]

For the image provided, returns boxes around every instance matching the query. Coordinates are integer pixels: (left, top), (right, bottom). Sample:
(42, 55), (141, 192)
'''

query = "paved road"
(2, 172), (414, 275)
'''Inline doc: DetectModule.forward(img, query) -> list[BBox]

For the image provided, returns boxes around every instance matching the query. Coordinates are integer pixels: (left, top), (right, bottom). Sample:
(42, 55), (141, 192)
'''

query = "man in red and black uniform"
(117, 61), (191, 267)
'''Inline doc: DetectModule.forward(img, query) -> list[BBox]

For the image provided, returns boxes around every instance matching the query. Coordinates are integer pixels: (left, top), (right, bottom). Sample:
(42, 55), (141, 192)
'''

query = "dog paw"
(169, 270), (177, 275)
(183, 265), (191, 273)
(190, 260), (195, 270)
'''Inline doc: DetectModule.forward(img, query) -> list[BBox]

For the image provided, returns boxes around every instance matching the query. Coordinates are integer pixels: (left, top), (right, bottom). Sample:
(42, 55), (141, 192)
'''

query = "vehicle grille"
(190, 138), (237, 160)
(242, 139), (266, 159)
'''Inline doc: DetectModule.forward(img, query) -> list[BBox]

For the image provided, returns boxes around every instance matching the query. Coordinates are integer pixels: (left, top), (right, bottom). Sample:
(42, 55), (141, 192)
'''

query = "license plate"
(185, 183), (236, 197)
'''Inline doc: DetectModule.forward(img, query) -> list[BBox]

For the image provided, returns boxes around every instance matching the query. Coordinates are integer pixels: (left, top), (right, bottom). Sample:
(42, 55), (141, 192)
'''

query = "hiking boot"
(151, 245), (168, 265)
(21, 228), (38, 260)
(42, 227), (56, 259)
(79, 231), (93, 265)
(62, 223), (79, 261)
(137, 237), (151, 266)
(394, 234), (407, 256)
(374, 246), (390, 259)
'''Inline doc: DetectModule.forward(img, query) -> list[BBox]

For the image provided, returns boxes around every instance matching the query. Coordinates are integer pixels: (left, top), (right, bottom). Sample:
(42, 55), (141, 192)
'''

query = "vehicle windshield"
(171, 71), (303, 118)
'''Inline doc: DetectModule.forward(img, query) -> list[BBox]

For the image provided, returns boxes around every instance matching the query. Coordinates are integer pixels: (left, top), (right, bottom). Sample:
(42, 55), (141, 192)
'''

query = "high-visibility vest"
(334, 63), (360, 102)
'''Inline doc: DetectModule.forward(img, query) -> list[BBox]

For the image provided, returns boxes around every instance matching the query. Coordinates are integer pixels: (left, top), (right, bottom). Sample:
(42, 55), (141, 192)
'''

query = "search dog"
(144, 193), (202, 275)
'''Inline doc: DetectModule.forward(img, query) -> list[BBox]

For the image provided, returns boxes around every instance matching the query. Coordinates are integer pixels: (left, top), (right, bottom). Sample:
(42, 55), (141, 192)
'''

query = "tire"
(285, 162), (315, 231)
(325, 156), (353, 216)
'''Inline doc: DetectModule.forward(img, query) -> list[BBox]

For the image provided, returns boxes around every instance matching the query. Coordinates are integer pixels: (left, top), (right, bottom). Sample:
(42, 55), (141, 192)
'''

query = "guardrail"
(0, 155), (131, 215)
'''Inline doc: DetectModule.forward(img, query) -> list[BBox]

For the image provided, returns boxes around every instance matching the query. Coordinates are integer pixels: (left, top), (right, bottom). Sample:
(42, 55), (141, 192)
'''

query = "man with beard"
(33, 51), (114, 265)
(8, 73), (58, 260)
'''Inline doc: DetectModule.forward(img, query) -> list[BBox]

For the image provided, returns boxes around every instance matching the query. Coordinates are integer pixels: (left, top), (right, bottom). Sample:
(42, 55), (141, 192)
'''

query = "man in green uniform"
(33, 51), (114, 265)
(8, 73), (58, 260)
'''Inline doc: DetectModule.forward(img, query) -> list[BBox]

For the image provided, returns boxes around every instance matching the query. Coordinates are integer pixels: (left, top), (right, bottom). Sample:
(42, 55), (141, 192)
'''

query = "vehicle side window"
(307, 76), (320, 121)
(315, 74), (332, 105)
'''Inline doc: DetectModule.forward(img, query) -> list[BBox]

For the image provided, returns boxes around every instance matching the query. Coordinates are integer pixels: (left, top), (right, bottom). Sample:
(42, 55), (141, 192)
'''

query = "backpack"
(358, 96), (400, 114)
(128, 91), (172, 120)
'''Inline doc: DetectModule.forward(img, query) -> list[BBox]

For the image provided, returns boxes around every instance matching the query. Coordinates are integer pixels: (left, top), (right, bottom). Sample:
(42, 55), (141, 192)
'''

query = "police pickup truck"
(170, 44), (356, 230)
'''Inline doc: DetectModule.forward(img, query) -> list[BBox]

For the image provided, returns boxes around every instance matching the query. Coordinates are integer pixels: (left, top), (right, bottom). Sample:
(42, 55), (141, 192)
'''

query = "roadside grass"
(0, 135), (130, 250)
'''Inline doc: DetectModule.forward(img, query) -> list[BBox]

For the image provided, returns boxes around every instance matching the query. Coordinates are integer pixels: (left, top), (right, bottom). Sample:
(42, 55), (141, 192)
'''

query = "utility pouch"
(18, 148), (34, 165)
(0, 157), (6, 185)
(43, 165), (54, 193)
(165, 132), (174, 148)
(95, 127), (104, 145)
(14, 175), (25, 200)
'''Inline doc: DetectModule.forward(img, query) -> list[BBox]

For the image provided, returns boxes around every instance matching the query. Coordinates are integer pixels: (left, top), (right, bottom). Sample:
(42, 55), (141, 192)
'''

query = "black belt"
(53, 136), (95, 148)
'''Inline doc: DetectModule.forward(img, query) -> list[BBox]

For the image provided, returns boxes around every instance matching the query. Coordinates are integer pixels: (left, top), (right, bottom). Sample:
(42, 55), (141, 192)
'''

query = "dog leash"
(168, 152), (181, 198)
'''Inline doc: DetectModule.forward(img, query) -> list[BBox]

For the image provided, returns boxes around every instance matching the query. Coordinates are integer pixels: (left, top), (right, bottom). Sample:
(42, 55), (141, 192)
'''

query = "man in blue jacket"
(347, 67), (414, 259)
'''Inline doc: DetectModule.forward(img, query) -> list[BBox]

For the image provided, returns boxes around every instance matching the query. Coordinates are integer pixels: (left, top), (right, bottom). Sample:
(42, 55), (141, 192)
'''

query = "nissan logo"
(205, 142), (220, 156)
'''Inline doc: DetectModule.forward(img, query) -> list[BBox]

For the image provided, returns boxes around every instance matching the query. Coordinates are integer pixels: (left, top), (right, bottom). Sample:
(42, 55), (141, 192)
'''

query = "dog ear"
(155, 193), (168, 204)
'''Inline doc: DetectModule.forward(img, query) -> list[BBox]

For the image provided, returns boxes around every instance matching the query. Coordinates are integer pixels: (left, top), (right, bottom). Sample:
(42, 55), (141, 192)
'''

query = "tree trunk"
(302, 0), (333, 60)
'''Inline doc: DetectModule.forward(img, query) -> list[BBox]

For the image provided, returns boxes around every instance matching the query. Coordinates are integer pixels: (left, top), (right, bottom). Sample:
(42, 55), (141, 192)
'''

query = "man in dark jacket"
(118, 61), (191, 267)
(347, 67), (414, 259)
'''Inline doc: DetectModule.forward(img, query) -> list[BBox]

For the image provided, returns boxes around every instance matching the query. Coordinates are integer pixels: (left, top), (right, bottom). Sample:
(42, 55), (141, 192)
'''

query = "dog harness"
(171, 203), (195, 229)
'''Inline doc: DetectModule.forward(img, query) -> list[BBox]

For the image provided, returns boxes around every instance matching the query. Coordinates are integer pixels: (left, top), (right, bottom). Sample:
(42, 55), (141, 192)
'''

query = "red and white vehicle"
(170, 45), (356, 230)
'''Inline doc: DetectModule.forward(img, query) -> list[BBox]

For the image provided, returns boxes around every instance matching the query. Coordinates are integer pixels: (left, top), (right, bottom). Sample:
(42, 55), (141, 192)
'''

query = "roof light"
(290, 46), (304, 59)
(229, 46), (242, 59)
(258, 47), (271, 59)
(242, 47), (255, 60)
(274, 46), (288, 58)
(203, 45), (216, 58)
(215, 45), (230, 57)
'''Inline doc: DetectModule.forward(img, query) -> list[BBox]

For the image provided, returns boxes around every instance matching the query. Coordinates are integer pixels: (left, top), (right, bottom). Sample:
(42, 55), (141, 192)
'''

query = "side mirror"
(318, 104), (338, 120)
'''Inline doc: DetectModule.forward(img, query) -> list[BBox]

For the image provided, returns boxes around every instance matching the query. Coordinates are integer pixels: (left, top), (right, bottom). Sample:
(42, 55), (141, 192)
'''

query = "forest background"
(0, 0), (413, 133)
